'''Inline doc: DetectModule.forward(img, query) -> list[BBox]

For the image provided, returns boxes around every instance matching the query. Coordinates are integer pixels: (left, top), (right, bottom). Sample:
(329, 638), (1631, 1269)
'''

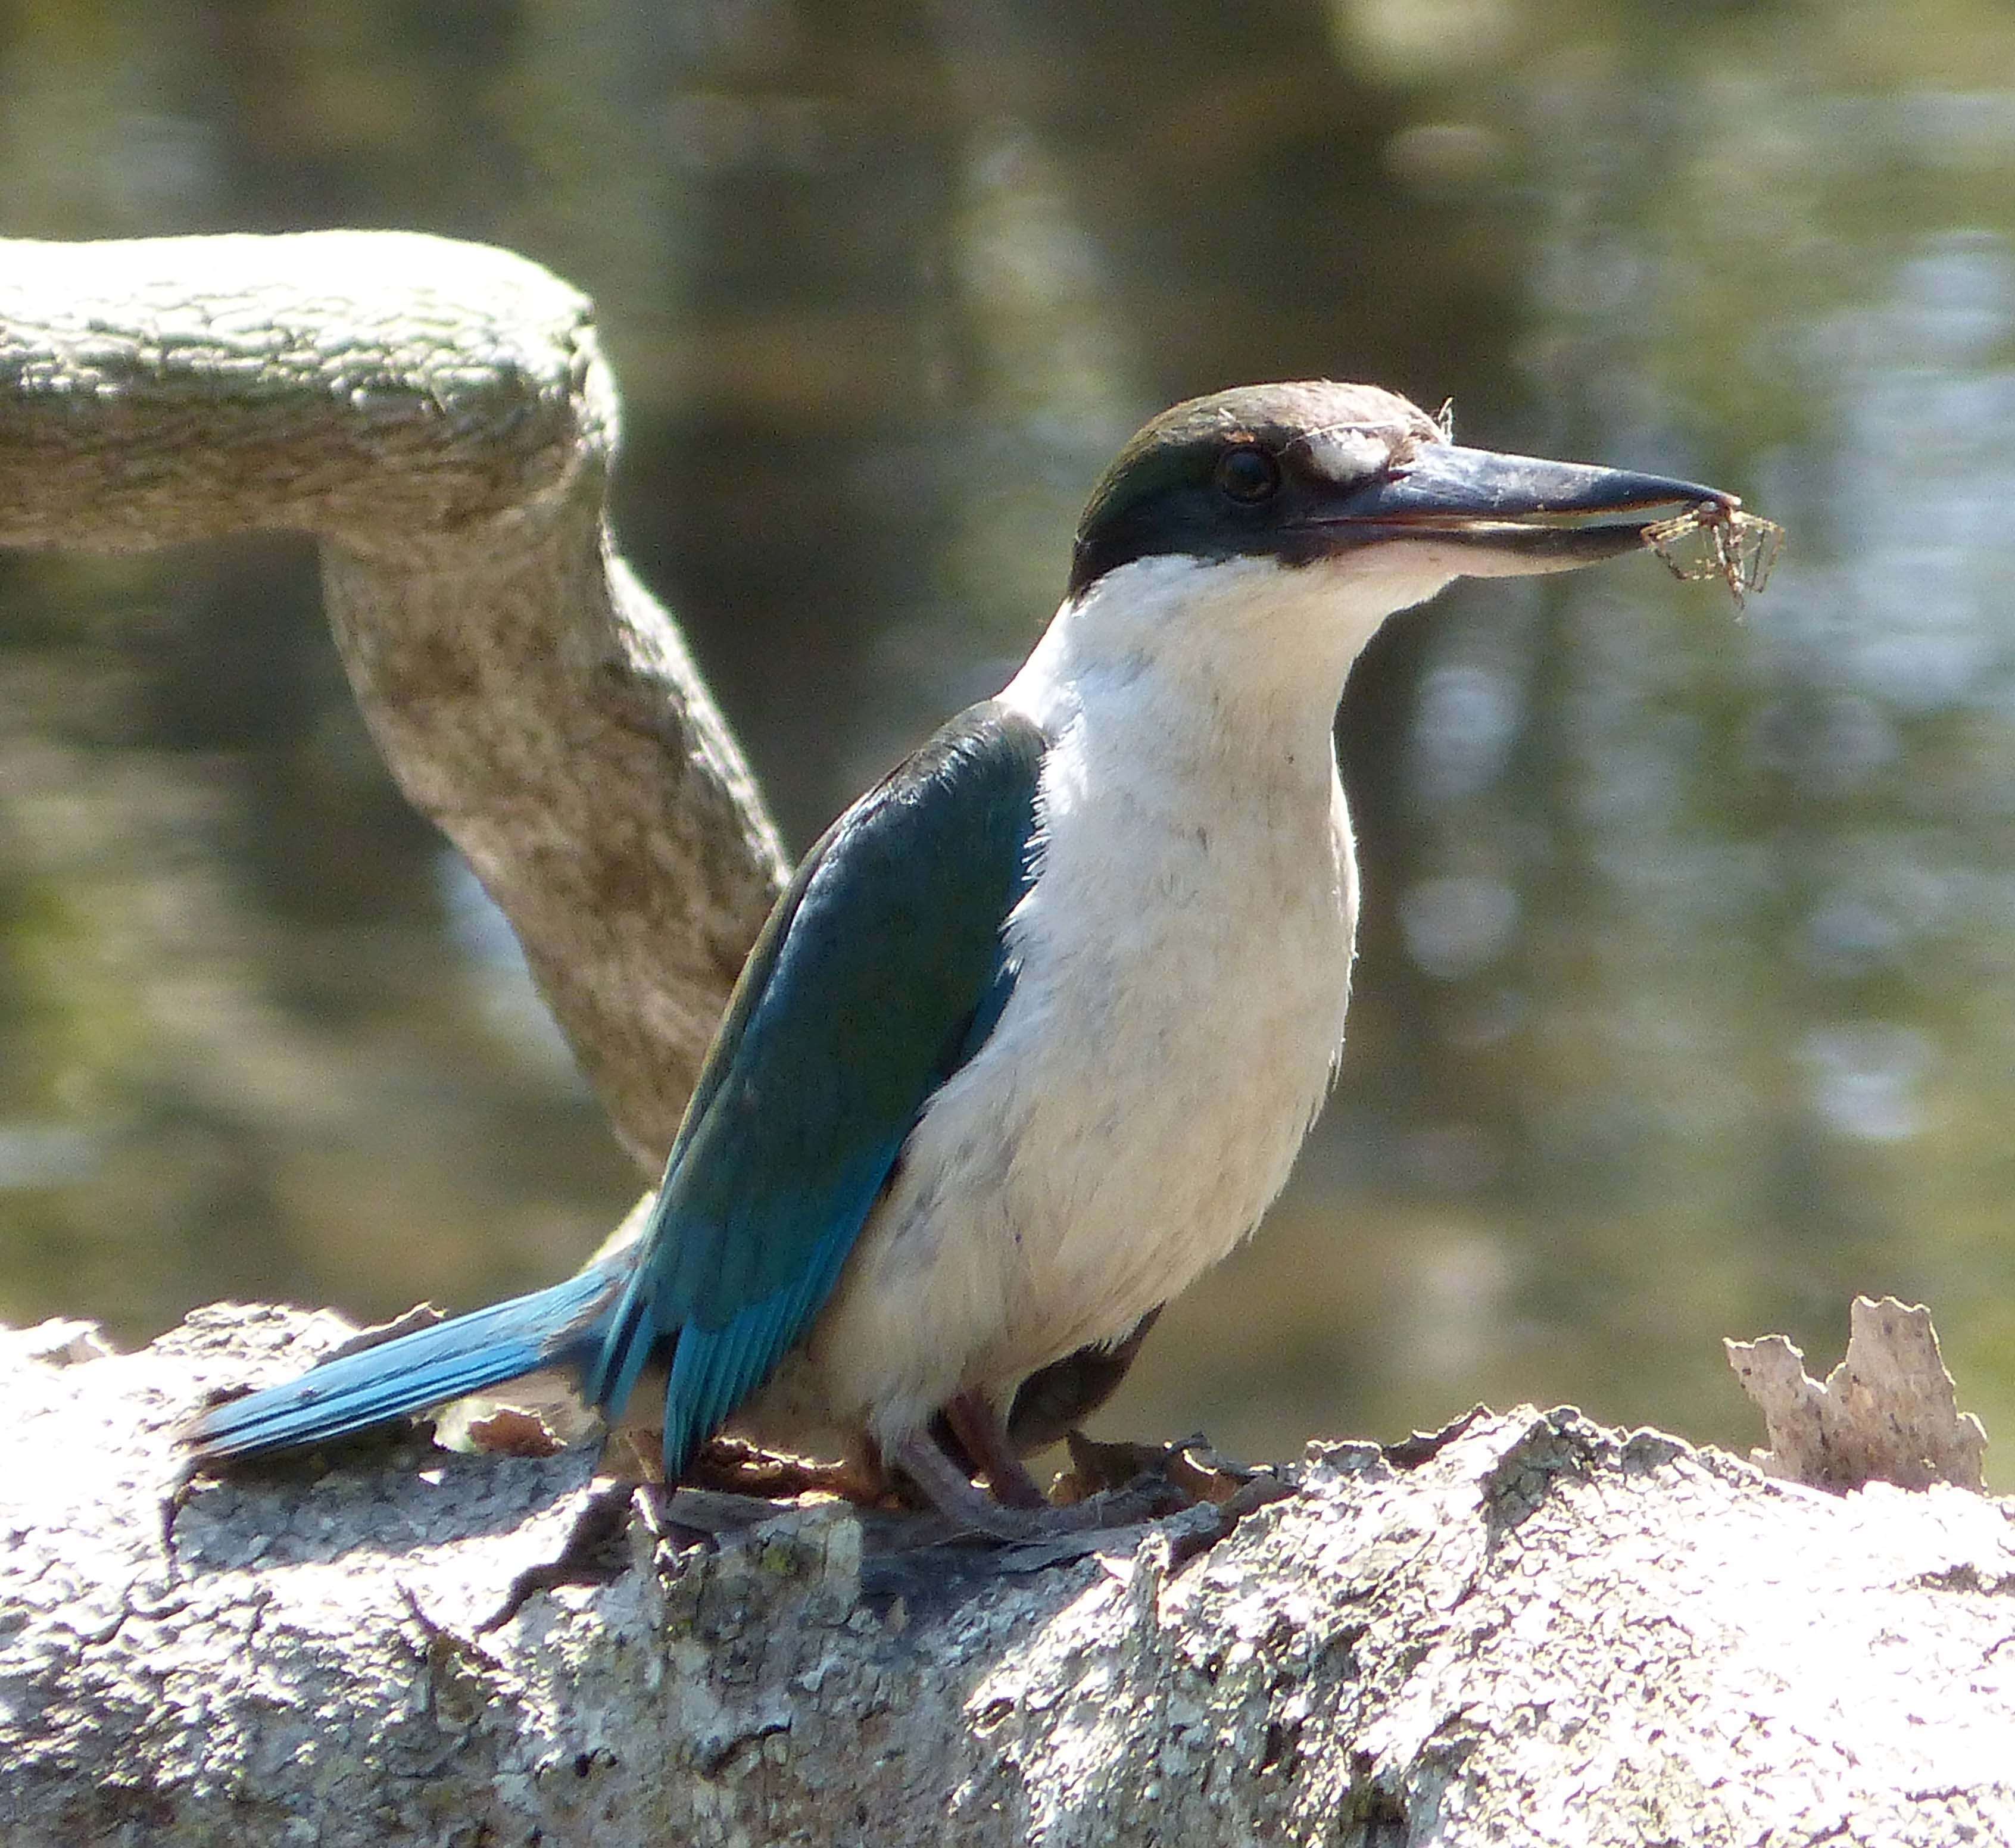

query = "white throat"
(1003, 548), (1460, 752)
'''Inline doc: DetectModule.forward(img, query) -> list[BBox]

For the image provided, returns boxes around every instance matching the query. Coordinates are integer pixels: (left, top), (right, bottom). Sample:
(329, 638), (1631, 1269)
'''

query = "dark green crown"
(1068, 382), (1441, 596)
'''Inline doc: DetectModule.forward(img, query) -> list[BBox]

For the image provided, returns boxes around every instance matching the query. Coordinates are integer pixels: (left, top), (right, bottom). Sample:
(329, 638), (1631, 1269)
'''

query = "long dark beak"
(1305, 442), (1737, 574)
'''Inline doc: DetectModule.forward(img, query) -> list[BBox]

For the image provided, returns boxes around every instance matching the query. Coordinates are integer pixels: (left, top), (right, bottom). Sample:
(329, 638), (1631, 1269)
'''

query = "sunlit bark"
(4, 1308), (2011, 1847)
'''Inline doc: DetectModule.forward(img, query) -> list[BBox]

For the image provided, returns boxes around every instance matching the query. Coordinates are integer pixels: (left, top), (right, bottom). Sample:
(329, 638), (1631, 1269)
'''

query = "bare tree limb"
(4, 1307), (2013, 1847)
(0, 231), (788, 1167)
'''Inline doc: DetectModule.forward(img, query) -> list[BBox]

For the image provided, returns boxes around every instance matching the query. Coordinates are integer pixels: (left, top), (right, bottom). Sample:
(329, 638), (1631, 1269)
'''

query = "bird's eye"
(1215, 445), (1280, 505)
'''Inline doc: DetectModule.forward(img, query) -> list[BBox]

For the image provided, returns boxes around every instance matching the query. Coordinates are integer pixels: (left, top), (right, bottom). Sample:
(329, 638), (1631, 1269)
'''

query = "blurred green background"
(4, 0), (2015, 1483)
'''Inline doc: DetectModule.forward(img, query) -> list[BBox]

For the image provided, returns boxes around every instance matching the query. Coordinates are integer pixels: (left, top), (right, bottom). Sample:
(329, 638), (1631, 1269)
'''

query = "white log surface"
(4, 1307), (2013, 1847)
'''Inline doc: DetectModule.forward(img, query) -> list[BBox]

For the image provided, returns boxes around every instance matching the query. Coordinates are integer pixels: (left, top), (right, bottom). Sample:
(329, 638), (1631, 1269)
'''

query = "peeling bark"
(0, 231), (788, 1168)
(5, 1309), (2014, 1847)
(1728, 1296), (1989, 1494)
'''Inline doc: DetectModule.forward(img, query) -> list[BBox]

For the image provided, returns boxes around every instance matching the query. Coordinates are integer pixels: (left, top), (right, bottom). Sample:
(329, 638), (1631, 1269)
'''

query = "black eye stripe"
(1215, 445), (1281, 504)
(1069, 390), (1443, 594)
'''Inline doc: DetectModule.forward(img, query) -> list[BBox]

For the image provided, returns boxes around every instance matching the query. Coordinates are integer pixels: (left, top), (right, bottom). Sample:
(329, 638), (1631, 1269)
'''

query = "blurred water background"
(5, 0), (2015, 1482)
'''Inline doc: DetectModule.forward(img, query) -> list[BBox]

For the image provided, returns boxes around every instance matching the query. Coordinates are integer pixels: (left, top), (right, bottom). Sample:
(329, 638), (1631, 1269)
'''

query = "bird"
(184, 380), (1738, 1535)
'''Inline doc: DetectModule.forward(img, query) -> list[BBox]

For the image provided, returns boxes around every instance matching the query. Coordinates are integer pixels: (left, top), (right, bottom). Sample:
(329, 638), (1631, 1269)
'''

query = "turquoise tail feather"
(184, 1265), (625, 1462)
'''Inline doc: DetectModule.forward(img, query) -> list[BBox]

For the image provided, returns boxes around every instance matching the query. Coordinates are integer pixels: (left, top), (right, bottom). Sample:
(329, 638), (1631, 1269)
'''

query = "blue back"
(586, 699), (1047, 1474)
(181, 701), (1044, 1473)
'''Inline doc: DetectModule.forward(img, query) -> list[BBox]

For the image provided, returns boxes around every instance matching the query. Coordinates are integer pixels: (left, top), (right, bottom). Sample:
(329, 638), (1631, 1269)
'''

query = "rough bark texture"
(0, 231), (788, 1167)
(4, 1307), (2013, 1847)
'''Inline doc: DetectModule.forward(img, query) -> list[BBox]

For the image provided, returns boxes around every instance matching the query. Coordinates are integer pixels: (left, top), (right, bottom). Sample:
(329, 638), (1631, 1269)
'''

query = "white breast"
(786, 552), (1395, 1450)
(962, 698), (1356, 1374)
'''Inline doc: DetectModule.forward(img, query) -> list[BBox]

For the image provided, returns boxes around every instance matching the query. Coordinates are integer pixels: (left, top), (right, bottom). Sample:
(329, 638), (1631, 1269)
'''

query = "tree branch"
(4, 1307), (2013, 1846)
(0, 230), (787, 1167)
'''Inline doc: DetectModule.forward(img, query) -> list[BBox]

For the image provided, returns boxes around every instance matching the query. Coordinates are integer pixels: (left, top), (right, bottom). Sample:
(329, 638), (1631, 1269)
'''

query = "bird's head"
(1044, 380), (1735, 720)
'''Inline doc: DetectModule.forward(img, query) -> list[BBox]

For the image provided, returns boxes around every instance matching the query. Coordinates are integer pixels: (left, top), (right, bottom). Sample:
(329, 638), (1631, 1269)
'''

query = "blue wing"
(584, 699), (1046, 1475)
(183, 699), (1043, 1472)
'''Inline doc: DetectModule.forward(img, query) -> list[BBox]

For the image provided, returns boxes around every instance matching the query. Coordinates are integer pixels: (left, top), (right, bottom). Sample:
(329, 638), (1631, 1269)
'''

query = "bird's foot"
(895, 1399), (1291, 1544)
(476, 1471), (769, 1631)
(888, 1428), (1097, 1540)
(477, 1475), (643, 1631)
(940, 1388), (1051, 1510)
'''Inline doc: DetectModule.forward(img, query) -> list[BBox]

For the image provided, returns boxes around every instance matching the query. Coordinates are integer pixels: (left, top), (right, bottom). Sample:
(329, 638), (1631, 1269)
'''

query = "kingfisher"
(186, 381), (1738, 1535)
